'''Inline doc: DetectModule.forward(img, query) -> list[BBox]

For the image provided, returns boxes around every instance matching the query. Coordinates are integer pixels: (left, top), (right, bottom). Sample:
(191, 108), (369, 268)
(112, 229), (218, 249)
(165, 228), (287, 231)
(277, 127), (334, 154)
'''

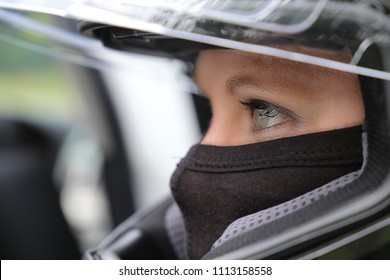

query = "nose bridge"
(201, 110), (249, 146)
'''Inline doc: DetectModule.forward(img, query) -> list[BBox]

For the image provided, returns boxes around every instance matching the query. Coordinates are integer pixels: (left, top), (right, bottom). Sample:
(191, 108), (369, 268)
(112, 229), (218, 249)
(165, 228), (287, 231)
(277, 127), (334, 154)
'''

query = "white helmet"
(1, 0), (389, 259)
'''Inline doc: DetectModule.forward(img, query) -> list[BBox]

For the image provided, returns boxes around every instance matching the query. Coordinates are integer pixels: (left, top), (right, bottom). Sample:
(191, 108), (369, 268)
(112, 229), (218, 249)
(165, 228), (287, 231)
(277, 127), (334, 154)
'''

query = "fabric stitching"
(185, 156), (363, 171)
(190, 146), (361, 163)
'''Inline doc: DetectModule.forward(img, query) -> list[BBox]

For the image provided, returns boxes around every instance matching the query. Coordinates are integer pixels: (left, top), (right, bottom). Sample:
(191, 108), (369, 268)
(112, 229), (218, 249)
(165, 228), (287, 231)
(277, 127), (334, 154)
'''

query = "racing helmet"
(1, 0), (389, 259)
(75, 0), (390, 260)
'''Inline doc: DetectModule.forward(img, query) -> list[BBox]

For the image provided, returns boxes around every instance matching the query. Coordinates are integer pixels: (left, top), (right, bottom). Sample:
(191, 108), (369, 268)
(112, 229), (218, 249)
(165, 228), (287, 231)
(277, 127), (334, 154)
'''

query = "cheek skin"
(195, 50), (365, 146)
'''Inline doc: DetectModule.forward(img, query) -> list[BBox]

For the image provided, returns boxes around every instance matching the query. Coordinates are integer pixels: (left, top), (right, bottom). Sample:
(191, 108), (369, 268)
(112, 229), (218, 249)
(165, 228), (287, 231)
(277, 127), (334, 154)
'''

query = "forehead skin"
(194, 49), (364, 145)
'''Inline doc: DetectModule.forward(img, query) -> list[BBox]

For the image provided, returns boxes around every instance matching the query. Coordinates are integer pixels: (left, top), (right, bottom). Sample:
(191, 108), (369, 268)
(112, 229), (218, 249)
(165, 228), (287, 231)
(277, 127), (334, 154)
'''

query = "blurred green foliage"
(0, 37), (76, 122)
(0, 44), (50, 71)
(0, 11), (79, 122)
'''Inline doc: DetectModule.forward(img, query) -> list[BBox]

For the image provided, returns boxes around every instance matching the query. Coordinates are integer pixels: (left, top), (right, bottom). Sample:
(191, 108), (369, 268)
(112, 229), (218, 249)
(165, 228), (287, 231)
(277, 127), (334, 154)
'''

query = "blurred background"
(0, 11), (208, 259)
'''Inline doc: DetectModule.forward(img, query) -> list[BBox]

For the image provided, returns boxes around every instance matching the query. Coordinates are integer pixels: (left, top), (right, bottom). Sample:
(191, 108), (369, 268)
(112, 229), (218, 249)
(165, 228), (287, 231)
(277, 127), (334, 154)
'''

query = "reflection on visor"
(72, 0), (326, 34)
(92, 0), (328, 34)
(0, 8), (170, 72)
(73, 0), (389, 34)
(0, 0), (71, 16)
(0, 0), (390, 80)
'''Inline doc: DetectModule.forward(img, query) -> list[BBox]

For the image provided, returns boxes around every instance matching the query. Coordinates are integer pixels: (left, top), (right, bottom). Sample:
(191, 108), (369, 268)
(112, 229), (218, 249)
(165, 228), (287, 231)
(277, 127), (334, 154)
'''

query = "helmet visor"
(1, 0), (390, 80)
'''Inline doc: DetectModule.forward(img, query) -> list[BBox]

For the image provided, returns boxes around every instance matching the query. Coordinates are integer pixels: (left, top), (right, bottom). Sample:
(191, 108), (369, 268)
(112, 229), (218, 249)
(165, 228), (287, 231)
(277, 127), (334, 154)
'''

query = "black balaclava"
(171, 126), (363, 259)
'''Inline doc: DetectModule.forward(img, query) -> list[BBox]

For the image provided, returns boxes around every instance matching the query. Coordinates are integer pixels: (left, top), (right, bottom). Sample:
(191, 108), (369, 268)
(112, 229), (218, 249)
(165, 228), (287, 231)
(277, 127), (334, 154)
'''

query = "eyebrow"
(225, 72), (294, 97)
(225, 56), (298, 94)
(225, 58), (326, 96)
(226, 50), (333, 93)
(226, 74), (261, 95)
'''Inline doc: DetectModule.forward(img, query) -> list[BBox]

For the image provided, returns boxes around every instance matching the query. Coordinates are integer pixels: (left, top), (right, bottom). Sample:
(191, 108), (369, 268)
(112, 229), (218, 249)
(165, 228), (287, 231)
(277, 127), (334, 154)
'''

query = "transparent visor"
(1, 0), (390, 80)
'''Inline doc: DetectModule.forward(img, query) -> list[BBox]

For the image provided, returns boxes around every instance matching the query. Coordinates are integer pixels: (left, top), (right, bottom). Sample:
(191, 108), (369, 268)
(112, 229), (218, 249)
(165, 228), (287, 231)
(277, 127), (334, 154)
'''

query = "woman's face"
(194, 49), (365, 146)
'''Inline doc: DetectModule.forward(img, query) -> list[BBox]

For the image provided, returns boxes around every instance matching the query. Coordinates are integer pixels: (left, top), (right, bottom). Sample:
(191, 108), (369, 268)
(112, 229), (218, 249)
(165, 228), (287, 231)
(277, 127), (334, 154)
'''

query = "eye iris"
(240, 100), (292, 131)
(254, 107), (283, 129)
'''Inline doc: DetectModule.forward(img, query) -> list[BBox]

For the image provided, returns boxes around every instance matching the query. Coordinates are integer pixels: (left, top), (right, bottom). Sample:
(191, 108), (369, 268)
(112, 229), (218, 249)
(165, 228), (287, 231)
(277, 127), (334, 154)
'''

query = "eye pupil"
(253, 107), (284, 129)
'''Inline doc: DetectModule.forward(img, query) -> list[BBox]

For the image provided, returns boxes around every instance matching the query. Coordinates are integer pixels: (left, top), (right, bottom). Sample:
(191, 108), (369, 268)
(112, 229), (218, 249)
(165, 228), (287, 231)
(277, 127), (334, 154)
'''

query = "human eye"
(240, 99), (299, 132)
